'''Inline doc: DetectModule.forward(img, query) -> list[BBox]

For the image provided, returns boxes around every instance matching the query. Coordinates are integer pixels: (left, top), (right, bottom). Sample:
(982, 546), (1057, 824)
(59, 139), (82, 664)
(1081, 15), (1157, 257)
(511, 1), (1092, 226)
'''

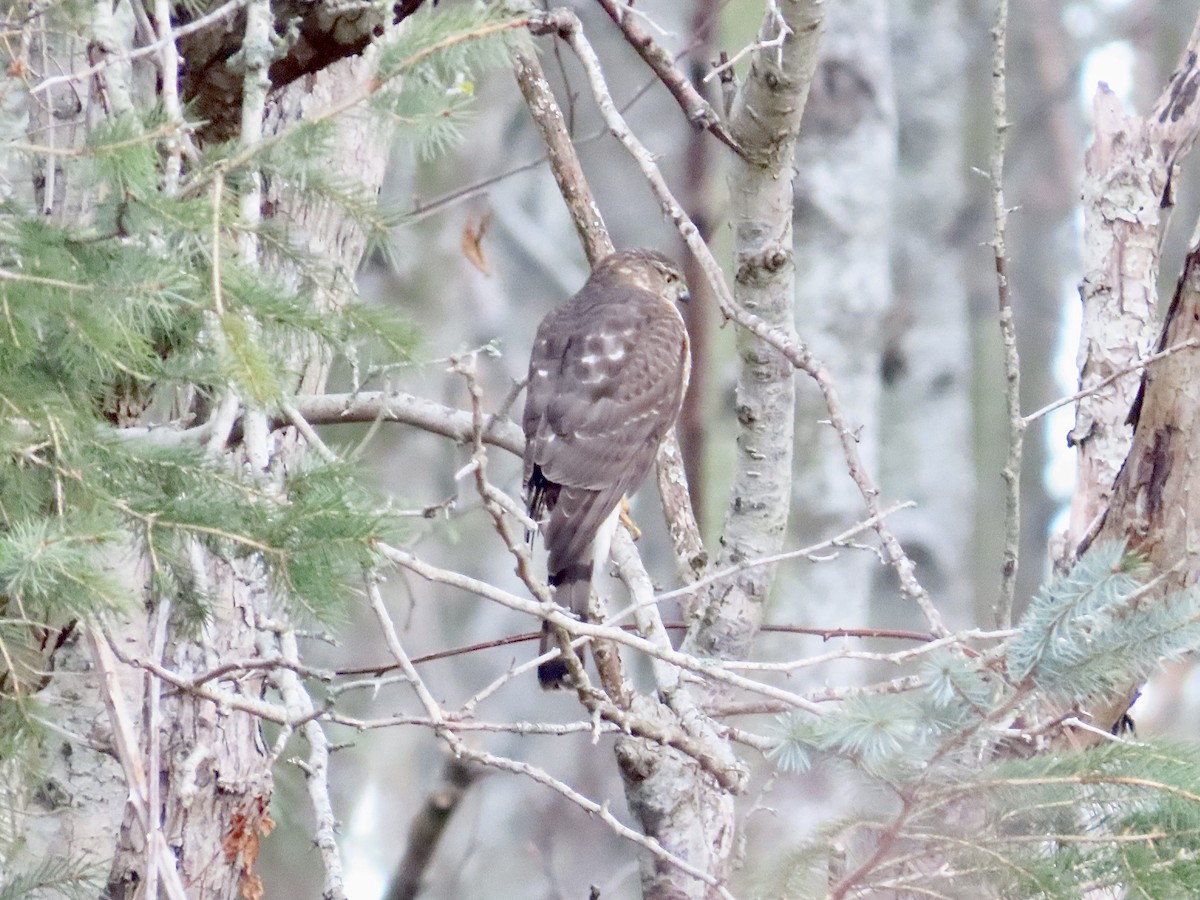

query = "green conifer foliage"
(0, 5), (526, 888)
(764, 543), (1200, 897)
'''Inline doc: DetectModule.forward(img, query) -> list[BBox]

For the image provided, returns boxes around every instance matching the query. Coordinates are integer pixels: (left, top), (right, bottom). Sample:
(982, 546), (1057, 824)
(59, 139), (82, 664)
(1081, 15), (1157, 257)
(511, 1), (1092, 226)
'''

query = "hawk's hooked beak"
(677, 285), (691, 305)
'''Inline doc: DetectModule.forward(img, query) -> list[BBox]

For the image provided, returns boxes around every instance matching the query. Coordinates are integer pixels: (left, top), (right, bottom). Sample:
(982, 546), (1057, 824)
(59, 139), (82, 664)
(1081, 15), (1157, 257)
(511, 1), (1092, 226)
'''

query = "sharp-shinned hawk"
(522, 248), (691, 688)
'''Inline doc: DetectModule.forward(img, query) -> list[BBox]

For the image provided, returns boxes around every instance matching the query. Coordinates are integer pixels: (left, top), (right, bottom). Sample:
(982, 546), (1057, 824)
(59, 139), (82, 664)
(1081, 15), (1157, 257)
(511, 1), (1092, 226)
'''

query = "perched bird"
(522, 248), (691, 688)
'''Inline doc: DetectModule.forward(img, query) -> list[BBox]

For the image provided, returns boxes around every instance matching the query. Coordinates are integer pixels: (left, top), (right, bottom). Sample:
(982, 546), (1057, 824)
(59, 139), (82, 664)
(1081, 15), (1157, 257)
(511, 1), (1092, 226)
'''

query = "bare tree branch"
(989, 0), (1021, 628)
(364, 572), (733, 896)
(512, 48), (614, 265)
(289, 390), (525, 455)
(376, 542), (825, 714)
(268, 627), (346, 899)
(592, 0), (745, 157)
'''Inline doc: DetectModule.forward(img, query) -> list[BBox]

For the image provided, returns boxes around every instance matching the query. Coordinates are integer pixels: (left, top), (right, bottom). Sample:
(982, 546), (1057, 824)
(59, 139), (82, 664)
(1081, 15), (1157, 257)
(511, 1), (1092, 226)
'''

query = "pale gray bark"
(787, 0), (896, 635)
(2, 6), (141, 882)
(613, 2), (826, 897)
(3, 3), (390, 894)
(8, 624), (135, 881)
(881, 0), (973, 623)
(692, 0), (825, 664)
(1065, 16), (1200, 740)
(1066, 16), (1200, 558)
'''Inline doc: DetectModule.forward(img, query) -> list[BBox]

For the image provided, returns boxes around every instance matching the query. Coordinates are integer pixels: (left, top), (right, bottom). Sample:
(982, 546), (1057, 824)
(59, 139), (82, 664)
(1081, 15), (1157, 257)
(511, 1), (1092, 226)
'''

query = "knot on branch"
(734, 246), (792, 285)
(528, 8), (575, 40)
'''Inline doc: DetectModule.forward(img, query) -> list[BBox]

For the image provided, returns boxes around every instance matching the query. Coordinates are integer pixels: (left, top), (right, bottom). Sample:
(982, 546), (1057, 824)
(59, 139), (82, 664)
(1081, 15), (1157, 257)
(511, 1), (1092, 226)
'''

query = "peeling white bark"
(1068, 19), (1200, 557)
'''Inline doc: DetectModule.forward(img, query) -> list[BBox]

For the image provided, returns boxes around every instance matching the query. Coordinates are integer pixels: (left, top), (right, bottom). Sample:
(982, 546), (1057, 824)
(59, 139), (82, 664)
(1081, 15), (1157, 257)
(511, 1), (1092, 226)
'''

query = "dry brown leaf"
(461, 210), (493, 276)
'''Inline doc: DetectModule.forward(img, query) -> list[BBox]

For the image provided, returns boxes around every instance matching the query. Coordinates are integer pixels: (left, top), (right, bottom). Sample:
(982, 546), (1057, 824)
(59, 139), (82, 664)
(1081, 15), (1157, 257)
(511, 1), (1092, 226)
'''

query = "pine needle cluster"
(0, 0), (521, 840)
(1009, 542), (1200, 701)
(373, 3), (534, 159)
(763, 543), (1200, 897)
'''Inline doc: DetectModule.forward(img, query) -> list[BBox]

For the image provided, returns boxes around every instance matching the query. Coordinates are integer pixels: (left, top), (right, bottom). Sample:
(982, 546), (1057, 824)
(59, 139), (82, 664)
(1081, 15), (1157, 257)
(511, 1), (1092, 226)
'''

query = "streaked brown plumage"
(522, 248), (691, 688)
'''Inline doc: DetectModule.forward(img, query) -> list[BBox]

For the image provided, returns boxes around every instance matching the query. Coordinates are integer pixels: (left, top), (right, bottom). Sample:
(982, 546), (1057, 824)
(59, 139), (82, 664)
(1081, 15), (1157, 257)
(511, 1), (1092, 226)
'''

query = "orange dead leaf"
(461, 211), (493, 276)
(240, 873), (265, 900)
(223, 797), (274, 900)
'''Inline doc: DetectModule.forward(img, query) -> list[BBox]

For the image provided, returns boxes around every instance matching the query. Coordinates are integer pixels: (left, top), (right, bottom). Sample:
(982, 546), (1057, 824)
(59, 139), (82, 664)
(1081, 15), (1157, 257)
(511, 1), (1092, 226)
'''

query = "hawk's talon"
(619, 497), (641, 541)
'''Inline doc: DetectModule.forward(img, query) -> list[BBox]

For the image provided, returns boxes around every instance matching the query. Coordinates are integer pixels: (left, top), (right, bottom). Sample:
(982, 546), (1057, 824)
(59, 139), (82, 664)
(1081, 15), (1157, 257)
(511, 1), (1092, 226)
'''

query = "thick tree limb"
(1082, 240), (1200, 734)
(290, 390), (525, 455)
(1067, 17), (1200, 556)
(512, 48), (613, 265)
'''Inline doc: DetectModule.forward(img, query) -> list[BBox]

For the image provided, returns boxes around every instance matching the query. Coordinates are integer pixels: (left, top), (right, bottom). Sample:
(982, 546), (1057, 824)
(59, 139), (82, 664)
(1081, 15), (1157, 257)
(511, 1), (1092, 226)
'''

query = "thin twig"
(271, 627), (347, 899)
(990, 0), (1021, 629)
(144, 599), (171, 900)
(705, 1), (792, 82)
(282, 401), (339, 463)
(593, 0), (744, 157)
(377, 541), (825, 714)
(535, 7), (945, 637)
(1022, 337), (1200, 426)
(653, 500), (914, 607)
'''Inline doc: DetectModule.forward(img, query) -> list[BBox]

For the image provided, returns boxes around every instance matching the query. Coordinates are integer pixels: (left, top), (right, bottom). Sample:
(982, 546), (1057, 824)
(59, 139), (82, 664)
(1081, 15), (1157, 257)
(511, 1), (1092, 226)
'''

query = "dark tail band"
(538, 565), (593, 689)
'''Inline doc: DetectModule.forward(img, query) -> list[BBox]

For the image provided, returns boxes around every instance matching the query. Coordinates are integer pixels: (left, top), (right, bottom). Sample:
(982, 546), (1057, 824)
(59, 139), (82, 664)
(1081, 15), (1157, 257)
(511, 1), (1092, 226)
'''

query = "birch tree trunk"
(881, 0), (973, 623)
(789, 0), (896, 637)
(612, 2), (826, 896)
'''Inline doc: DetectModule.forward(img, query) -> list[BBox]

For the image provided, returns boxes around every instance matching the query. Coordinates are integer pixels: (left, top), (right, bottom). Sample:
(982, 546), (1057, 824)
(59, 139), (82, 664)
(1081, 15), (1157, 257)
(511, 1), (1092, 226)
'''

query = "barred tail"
(537, 563), (592, 689)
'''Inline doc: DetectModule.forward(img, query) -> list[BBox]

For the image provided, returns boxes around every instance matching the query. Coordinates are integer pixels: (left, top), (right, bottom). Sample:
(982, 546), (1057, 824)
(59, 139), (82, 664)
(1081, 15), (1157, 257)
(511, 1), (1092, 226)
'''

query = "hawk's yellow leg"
(619, 497), (641, 540)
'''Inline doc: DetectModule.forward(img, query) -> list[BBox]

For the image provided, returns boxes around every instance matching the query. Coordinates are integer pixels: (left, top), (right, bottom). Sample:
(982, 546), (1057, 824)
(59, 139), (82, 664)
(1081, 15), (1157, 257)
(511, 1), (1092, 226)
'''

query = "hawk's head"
(592, 249), (689, 306)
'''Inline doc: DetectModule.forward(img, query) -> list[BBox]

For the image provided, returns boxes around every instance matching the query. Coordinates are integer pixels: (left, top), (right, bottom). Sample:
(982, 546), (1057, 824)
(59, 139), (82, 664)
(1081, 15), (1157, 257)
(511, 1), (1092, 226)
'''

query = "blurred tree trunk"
(790, 0), (896, 634)
(676, 0), (722, 531)
(880, 0), (973, 625)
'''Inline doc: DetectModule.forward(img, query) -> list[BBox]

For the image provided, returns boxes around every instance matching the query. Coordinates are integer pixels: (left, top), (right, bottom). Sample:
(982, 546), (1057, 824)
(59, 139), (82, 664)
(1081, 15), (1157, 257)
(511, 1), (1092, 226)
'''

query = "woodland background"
(5, 0), (1200, 898)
